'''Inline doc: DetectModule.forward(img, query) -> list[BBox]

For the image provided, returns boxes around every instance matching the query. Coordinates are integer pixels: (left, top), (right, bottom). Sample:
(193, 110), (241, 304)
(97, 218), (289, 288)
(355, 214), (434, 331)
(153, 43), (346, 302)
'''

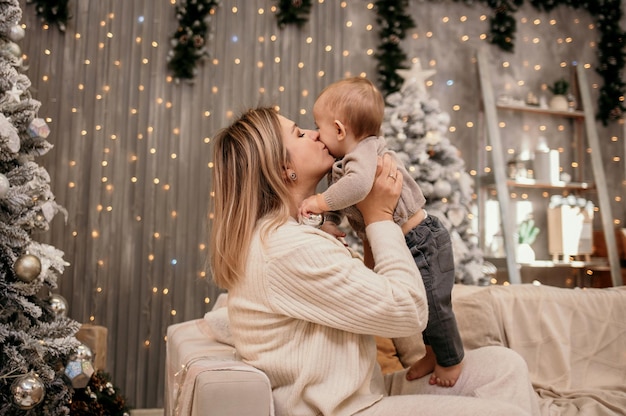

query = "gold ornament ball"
(14, 254), (42, 283)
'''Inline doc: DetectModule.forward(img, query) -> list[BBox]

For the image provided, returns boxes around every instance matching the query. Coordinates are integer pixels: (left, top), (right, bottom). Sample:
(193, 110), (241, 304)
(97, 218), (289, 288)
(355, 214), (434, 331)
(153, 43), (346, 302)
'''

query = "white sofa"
(165, 284), (626, 416)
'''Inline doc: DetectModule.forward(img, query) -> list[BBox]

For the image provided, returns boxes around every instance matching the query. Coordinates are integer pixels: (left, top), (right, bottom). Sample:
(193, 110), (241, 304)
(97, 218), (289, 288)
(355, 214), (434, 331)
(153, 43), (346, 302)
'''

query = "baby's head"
(313, 76), (384, 158)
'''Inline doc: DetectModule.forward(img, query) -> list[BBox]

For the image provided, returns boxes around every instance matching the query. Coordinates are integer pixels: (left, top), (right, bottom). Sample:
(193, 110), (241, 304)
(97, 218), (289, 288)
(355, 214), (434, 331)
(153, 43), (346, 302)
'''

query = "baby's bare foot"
(405, 346), (436, 381)
(429, 360), (464, 387)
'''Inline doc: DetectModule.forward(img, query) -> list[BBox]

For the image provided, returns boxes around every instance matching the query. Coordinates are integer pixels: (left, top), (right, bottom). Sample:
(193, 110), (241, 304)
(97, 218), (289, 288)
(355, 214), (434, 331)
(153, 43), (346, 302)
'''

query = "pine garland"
(481, 0), (522, 53)
(373, 0), (416, 96)
(452, 0), (626, 125)
(27, 0), (70, 32)
(25, 0), (624, 121)
(167, 0), (219, 81)
(275, 0), (312, 28)
(265, 0), (626, 123)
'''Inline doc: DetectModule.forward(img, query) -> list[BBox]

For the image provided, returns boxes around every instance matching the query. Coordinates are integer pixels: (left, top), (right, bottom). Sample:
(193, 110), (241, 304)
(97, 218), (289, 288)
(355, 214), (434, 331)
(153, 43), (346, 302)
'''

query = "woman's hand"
(357, 153), (402, 226)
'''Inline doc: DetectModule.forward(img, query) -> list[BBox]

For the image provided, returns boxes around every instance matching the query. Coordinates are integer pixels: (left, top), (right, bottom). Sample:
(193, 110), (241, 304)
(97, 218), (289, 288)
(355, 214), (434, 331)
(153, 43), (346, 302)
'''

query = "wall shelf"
(479, 174), (595, 190)
(496, 103), (585, 119)
(488, 258), (609, 270)
(476, 48), (622, 287)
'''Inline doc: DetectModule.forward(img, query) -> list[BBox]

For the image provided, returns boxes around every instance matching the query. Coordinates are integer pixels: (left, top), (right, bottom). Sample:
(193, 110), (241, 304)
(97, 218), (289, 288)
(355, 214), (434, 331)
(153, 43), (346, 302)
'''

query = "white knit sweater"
(228, 218), (427, 416)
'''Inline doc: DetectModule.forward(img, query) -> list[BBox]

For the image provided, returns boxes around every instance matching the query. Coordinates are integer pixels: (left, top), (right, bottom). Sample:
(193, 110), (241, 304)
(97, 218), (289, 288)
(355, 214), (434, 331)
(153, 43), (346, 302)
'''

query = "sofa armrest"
(165, 319), (273, 416)
(192, 364), (273, 416)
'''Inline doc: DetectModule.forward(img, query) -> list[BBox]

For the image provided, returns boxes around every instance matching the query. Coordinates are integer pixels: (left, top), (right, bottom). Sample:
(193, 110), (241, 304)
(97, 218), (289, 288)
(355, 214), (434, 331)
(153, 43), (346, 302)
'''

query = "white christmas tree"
(0, 1), (83, 414)
(383, 60), (487, 285)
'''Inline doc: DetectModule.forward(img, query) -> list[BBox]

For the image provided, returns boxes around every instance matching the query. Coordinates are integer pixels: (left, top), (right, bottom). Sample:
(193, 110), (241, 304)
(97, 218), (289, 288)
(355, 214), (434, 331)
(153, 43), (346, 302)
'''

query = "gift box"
(548, 205), (593, 261)
(75, 324), (108, 371)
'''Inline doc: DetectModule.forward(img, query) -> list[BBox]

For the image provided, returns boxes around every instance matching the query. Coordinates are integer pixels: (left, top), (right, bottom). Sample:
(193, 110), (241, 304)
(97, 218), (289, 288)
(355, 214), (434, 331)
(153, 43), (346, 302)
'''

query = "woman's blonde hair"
(209, 107), (292, 290)
(317, 76), (385, 139)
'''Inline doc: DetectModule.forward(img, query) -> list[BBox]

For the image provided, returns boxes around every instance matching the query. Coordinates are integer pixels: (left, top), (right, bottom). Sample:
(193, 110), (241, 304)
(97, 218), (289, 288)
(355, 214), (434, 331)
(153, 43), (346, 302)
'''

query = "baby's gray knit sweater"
(323, 135), (426, 237)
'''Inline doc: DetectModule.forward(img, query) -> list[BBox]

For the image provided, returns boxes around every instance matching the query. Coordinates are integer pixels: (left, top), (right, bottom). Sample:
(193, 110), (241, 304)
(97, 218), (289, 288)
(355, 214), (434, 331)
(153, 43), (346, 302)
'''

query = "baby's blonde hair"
(316, 76), (385, 140)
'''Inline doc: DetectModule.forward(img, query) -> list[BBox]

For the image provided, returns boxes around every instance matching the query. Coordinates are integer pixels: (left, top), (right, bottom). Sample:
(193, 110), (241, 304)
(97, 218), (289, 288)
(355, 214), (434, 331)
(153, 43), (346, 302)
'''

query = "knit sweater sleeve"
(266, 221), (428, 338)
(322, 137), (379, 212)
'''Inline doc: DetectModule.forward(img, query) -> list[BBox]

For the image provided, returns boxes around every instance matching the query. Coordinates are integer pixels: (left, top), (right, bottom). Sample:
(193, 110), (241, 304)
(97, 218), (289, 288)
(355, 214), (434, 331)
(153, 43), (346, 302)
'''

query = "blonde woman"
(209, 107), (539, 416)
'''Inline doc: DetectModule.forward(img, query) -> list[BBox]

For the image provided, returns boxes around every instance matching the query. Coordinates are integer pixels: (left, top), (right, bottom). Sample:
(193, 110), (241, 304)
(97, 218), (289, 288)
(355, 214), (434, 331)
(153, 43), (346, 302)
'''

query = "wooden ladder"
(476, 48), (622, 286)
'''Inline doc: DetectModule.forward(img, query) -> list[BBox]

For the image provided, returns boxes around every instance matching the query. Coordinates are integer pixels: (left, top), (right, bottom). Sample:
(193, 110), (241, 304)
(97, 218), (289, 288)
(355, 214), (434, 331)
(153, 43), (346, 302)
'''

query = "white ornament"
(0, 173), (9, 198)
(64, 359), (95, 389)
(396, 59), (436, 94)
(28, 118), (50, 139)
(447, 207), (465, 227)
(0, 113), (21, 153)
(424, 131), (441, 146)
(7, 83), (23, 103)
(40, 201), (56, 222)
(9, 24), (25, 42)
(433, 179), (452, 198)
(7, 41), (21, 58)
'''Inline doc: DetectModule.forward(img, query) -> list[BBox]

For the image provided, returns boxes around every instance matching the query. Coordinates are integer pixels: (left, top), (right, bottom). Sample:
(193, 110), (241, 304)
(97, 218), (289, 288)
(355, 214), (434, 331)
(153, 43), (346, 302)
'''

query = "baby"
(299, 76), (464, 387)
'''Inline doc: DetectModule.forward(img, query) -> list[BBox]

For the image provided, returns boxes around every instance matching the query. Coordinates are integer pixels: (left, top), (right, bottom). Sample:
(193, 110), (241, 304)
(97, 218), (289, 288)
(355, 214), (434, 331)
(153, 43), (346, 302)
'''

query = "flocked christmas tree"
(0, 0), (82, 414)
(1, 3), (132, 415)
(383, 60), (487, 285)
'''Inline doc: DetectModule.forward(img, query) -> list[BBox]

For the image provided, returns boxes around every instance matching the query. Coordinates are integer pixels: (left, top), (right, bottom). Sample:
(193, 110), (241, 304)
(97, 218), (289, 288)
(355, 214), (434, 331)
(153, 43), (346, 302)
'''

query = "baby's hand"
(299, 194), (324, 219)
(320, 221), (346, 239)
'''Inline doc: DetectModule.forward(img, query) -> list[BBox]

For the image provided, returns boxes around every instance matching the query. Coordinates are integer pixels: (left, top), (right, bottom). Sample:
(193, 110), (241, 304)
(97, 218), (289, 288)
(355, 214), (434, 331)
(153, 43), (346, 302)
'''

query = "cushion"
(204, 306), (234, 346)
(392, 284), (502, 369)
(203, 293), (234, 346)
(374, 336), (404, 374)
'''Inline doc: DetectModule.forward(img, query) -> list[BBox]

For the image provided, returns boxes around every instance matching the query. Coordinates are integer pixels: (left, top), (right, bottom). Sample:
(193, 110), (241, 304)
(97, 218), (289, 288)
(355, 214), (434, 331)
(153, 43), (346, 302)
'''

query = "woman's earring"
(289, 172), (297, 181)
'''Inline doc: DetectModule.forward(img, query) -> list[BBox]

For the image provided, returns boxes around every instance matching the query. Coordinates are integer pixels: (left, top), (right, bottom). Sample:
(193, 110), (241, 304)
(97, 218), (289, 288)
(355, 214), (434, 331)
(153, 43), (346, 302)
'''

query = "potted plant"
(516, 218), (540, 263)
(547, 78), (570, 111)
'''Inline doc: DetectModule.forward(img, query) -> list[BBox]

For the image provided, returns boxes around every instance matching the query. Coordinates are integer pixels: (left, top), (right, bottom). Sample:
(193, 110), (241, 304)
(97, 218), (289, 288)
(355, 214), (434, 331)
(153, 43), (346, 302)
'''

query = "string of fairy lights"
(21, 1), (624, 354)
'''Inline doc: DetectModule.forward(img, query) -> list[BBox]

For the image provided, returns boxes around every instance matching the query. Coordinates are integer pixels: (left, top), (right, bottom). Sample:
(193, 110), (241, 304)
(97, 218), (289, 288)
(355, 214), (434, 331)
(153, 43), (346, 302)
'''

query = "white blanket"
(453, 284), (626, 416)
